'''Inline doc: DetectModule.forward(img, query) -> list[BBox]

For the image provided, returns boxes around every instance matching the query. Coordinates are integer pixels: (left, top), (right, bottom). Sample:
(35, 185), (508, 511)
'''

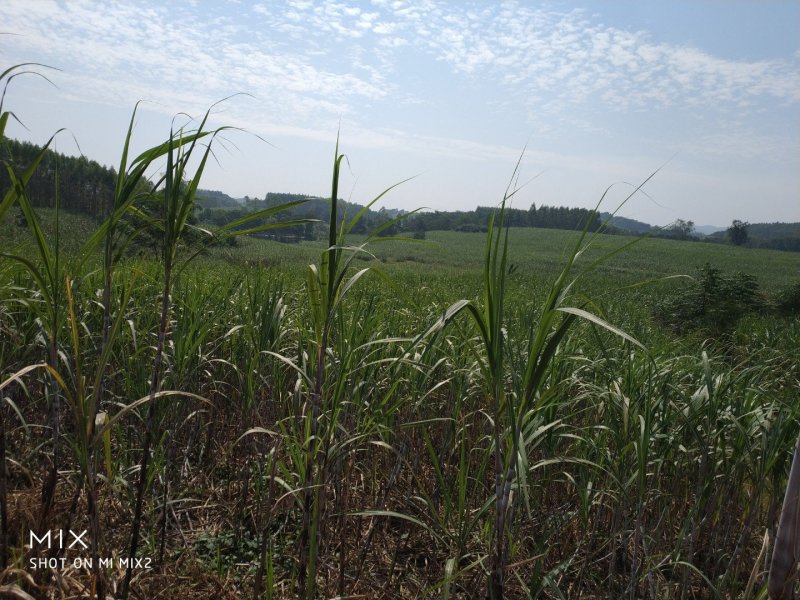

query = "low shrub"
(775, 281), (800, 315)
(655, 263), (762, 334)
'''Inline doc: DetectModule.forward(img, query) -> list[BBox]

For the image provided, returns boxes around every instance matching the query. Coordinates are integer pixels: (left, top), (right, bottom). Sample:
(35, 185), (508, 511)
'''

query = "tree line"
(0, 138), (116, 217)
(3, 137), (796, 251)
(202, 193), (616, 242)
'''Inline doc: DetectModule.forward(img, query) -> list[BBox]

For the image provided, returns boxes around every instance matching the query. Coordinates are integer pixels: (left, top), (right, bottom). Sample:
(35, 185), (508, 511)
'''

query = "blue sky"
(3, 0), (799, 226)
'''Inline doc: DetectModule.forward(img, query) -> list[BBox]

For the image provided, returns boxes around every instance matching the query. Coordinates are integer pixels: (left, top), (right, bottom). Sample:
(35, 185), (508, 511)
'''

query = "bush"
(655, 263), (761, 334)
(775, 281), (800, 315)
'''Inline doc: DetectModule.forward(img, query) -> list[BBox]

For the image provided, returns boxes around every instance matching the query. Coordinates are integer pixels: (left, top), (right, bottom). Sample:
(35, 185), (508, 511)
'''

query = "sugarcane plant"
(0, 63), (66, 542)
(412, 159), (656, 598)
(120, 106), (313, 599)
(287, 137), (411, 599)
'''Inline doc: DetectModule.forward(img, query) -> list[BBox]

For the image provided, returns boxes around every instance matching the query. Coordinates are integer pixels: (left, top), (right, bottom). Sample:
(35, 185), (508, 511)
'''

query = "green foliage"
(667, 218), (695, 240)
(410, 203), (609, 234)
(3, 210), (798, 598)
(775, 281), (800, 315)
(0, 137), (117, 216)
(122, 193), (207, 257)
(710, 221), (800, 252)
(196, 190), (618, 244)
(656, 263), (762, 334)
(728, 219), (749, 246)
(193, 530), (261, 575)
(195, 188), (242, 208)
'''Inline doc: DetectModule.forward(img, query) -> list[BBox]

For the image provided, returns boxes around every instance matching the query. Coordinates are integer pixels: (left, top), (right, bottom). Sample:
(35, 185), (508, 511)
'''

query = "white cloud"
(6, 0), (797, 127)
(2, 0), (390, 130)
(338, 0), (800, 119)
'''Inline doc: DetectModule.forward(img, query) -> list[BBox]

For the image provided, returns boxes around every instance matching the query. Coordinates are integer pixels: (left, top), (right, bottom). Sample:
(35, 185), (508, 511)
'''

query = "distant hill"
(746, 222), (800, 240)
(598, 212), (652, 234)
(195, 189), (243, 208)
(709, 222), (800, 251)
(0, 137), (116, 216)
(5, 136), (794, 252)
(199, 193), (630, 242)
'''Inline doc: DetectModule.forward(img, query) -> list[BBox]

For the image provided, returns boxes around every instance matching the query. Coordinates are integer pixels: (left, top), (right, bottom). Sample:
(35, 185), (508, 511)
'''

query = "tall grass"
(119, 106), (313, 599)
(404, 163), (660, 597)
(285, 138), (410, 598)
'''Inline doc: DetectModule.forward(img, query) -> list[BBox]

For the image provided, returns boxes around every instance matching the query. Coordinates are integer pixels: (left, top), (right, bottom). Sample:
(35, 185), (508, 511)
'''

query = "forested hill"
(4, 137), (795, 249)
(249, 194), (617, 236)
(0, 138), (633, 237)
(0, 138), (250, 216)
(0, 138), (117, 216)
(709, 222), (800, 251)
(411, 204), (614, 234)
(599, 213), (652, 234)
(0, 138), (630, 237)
(194, 189), (243, 208)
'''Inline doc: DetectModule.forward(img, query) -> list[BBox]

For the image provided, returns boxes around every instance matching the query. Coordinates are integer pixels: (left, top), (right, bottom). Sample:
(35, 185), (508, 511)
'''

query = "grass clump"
(775, 280), (800, 315)
(655, 263), (763, 335)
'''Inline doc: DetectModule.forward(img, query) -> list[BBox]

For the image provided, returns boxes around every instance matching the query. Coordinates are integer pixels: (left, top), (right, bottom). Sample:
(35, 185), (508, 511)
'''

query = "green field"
(2, 201), (799, 599)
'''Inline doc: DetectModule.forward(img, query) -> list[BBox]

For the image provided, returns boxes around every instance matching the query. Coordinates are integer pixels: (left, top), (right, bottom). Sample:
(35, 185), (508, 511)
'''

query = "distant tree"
(410, 216), (426, 239)
(727, 219), (749, 246)
(0, 138), (116, 215)
(374, 207), (400, 237)
(670, 219), (695, 240)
